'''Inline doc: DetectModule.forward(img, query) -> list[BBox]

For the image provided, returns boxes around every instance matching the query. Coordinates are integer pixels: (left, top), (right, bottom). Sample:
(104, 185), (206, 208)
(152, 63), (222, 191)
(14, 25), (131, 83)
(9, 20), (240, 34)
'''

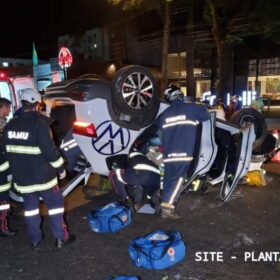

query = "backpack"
(88, 202), (132, 233)
(128, 230), (186, 270)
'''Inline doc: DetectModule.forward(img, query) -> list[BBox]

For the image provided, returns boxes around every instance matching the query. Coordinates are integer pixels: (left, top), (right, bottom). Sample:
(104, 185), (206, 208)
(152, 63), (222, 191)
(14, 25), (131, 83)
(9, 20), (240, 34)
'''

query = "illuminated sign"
(58, 47), (73, 69)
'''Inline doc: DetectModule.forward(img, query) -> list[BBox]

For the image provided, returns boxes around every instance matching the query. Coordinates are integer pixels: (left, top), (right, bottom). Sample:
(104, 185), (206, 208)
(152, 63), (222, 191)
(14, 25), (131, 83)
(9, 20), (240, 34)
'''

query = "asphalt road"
(263, 107), (280, 131)
(1, 163), (280, 280)
(266, 118), (280, 131)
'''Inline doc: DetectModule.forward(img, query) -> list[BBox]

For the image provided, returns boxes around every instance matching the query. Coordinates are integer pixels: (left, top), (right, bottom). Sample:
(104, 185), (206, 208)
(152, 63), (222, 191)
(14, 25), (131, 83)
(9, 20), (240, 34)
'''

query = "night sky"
(1, 0), (121, 59)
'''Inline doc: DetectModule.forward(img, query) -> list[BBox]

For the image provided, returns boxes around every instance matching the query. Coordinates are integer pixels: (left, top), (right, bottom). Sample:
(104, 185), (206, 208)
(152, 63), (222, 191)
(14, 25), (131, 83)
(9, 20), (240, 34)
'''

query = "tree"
(250, 0), (280, 43)
(108, 0), (172, 93)
(185, 0), (195, 98)
(205, 0), (280, 101)
(204, 0), (253, 101)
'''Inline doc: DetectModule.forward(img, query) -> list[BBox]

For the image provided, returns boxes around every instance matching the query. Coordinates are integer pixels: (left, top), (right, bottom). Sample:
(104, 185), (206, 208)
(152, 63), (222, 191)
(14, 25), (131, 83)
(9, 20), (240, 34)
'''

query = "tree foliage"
(108, 0), (171, 92)
(108, 0), (280, 98)
(203, 0), (255, 99)
(108, 0), (162, 14)
(204, 0), (254, 45)
(250, 0), (280, 43)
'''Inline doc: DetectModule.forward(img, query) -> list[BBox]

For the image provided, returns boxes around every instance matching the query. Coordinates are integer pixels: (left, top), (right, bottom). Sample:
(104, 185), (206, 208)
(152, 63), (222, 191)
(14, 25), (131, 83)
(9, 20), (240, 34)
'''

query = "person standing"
(251, 96), (264, 112)
(225, 95), (242, 120)
(0, 97), (12, 135)
(0, 97), (17, 237)
(0, 88), (75, 247)
(213, 97), (226, 120)
(158, 85), (211, 219)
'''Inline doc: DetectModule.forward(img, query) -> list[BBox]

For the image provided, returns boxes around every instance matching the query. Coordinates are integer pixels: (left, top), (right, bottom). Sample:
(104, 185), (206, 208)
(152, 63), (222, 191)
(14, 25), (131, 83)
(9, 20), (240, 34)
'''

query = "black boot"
(55, 234), (76, 248)
(121, 197), (134, 208)
(120, 197), (142, 213)
(150, 191), (161, 214)
(0, 208), (17, 237)
(0, 229), (17, 237)
(132, 185), (143, 205)
(160, 203), (180, 219)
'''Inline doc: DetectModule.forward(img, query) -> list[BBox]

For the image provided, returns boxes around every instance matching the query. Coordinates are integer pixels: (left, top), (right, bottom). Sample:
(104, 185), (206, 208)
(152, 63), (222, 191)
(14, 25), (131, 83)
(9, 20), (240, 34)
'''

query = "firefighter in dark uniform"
(109, 151), (161, 212)
(0, 97), (17, 237)
(159, 85), (210, 219)
(0, 88), (75, 248)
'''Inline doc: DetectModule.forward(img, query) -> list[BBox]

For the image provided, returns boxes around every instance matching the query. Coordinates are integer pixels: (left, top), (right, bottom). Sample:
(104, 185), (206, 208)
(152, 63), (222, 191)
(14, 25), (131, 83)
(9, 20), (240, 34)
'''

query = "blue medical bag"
(88, 202), (132, 233)
(128, 230), (186, 270)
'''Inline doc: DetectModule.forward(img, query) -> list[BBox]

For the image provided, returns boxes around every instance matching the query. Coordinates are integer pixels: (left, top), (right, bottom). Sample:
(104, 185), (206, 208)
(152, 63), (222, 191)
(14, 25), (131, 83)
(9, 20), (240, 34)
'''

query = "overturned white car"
(36, 66), (271, 202)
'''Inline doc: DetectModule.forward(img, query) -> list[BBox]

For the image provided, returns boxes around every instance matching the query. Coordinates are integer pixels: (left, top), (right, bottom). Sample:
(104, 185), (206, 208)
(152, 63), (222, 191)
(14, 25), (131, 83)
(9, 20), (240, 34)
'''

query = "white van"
(0, 76), (36, 120)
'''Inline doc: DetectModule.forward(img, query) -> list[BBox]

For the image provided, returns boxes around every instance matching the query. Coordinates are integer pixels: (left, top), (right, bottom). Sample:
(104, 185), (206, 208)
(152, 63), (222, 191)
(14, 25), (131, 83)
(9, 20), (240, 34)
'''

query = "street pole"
(63, 61), (67, 80)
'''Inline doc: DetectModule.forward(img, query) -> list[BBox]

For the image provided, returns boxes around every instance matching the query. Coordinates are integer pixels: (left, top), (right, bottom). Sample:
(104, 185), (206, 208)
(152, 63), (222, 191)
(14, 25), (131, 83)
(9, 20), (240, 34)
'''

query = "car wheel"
(111, 65), (160, 130)
(253, 133), (277, 155)
(229, 108), (267, 149)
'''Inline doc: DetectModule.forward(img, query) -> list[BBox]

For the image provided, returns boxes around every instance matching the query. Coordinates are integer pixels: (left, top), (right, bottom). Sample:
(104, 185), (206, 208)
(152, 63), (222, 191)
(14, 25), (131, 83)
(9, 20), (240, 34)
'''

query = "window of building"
(248, 57), (280, 100)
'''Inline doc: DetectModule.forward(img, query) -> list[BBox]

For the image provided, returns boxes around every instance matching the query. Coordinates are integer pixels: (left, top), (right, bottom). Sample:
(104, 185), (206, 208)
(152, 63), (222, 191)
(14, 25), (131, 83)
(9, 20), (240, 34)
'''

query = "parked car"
(38, 66), (269, 202)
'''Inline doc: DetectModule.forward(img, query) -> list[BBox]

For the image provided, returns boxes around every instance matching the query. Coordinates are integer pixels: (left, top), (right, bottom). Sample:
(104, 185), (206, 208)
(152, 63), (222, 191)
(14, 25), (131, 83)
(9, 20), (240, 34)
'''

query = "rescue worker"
(158, 85), (211, 219)
(0, 97), (17, 237)
(0, 88), (75, 248)
(0, 97), (11, 134)
(109, 151), (161, 212)
(225, 95), (242, 120)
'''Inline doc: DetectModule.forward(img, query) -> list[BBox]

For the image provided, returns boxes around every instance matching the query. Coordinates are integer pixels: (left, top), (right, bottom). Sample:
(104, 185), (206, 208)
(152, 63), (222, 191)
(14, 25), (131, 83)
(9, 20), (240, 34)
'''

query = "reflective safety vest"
(1, 111), (64, 193)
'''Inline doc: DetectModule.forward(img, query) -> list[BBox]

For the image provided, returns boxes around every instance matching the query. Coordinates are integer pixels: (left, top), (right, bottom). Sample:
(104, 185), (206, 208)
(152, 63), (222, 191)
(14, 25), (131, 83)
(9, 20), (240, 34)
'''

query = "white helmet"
(164, 84), (184, 102)
(21, 88), (42, 104)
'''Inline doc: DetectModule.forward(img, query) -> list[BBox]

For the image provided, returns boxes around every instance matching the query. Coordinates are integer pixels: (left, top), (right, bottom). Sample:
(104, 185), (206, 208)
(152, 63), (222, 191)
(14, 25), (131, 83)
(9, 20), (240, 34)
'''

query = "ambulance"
(0, 74), (36, 120)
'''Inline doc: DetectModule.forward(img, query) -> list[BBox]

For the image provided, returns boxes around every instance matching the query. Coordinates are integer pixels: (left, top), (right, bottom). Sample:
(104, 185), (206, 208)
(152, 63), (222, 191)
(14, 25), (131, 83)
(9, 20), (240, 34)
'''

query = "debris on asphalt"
(237, 233), (255, 246)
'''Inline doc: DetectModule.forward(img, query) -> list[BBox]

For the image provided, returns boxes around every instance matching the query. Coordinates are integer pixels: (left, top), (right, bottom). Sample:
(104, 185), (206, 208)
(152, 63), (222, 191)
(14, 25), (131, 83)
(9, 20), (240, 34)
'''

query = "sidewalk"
(262, 107), (280, 119)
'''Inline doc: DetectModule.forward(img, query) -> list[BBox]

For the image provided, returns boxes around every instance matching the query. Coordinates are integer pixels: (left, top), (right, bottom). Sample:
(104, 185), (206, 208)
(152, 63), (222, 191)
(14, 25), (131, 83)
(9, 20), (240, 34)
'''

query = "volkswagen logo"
(92, 120), (131, 155)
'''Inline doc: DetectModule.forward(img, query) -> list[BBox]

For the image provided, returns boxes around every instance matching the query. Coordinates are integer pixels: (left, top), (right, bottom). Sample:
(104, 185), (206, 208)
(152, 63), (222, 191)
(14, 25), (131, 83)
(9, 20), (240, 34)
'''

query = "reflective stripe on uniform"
(168, 177), (184, 205)
(160, 202), (175, 209)
(49, 208), (64, 215)
(116, 169), (127, 184)
(24, 209), (39, 217)
(50, 156), (64, 168)
(60, 139), (76, 149)
(15, 177), (58, 194)
(162, 120), (198, 129)
(129, 152), (143, 158)
(0, 161), (9, 172)
(0, 182), (11, 192)
(6, 145), (41, 155)
(0, 204), (10, 211)
(163, 157), (193, 163)
(133, 164), (160, 174)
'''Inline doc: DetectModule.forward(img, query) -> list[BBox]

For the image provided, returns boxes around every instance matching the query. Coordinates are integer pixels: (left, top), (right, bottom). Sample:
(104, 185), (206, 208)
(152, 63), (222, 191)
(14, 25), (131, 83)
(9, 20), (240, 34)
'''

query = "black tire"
(111, 65), (160, 130)
(229, 108), (267, 149)
(253, 133), (277, 155)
